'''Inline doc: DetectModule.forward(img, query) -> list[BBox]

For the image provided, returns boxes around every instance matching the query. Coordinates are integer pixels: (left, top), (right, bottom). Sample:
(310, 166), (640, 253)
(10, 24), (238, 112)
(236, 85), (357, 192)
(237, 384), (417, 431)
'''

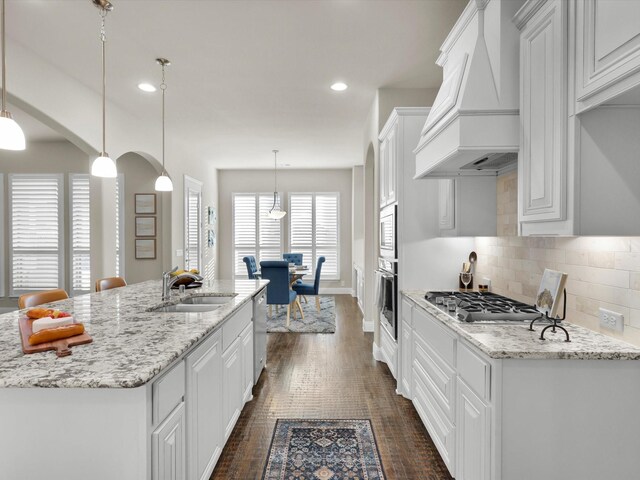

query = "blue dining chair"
(282, 253), (303, 265)
(293, 256), (325, 312)
(243, 256), (258, 279)
(260, 260), (300, 326)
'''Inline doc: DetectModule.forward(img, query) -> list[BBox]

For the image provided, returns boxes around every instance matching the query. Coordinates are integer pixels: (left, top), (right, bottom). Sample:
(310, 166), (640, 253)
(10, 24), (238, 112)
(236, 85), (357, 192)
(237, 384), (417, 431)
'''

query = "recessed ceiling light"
(138, 83), (156, 92)
(331, 82), (348, 91)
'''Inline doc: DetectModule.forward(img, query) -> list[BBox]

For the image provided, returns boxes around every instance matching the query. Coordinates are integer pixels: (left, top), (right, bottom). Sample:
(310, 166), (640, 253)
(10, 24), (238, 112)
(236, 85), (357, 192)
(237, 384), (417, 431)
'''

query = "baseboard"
(372, 342), (384, 362)
(350, 289), (356, 297)
(362, 317), (374, 332)
(319, 287), (353, 295)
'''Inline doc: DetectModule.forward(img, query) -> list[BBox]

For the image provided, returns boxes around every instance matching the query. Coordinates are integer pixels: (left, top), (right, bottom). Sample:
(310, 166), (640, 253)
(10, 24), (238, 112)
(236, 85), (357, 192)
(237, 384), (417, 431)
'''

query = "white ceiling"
(7, 0), (466, 169)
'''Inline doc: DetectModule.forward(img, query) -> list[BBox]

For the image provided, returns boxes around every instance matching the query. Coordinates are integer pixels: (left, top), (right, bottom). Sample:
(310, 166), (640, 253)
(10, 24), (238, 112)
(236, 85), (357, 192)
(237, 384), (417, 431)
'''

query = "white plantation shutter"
(289, 192), (339, 280)
(70, 174), (91, 295)
(115, 174), (124, 278)
(184, 176), (203, 272)
(9, 174), (64, 296)
(232, 193), (282, 277)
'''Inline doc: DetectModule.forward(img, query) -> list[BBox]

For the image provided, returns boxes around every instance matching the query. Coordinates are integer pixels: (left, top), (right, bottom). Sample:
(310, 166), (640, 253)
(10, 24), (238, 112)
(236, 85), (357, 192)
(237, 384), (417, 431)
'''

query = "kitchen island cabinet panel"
(153, 402), (187, 480)
(222, 336), (243, 442)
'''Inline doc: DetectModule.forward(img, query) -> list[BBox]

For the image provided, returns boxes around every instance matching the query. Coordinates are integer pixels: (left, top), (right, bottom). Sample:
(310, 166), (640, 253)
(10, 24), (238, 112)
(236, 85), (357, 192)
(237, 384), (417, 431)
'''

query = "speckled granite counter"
(0, 279), (268, 388)
(403, 291), (640, 360)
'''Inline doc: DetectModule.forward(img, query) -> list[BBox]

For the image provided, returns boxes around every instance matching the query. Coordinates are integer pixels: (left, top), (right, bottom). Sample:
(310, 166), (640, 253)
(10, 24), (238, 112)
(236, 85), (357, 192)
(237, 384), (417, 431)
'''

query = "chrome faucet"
(161, 266), (201, 301)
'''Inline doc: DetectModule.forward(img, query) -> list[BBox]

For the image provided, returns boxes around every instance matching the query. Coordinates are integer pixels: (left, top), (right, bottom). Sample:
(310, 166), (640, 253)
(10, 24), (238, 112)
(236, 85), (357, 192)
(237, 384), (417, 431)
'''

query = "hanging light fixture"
(155, 58), (173, 192)
(267, 149), (286, 219)
(0, 0), (25, 151)
(91, 0), (116, 178)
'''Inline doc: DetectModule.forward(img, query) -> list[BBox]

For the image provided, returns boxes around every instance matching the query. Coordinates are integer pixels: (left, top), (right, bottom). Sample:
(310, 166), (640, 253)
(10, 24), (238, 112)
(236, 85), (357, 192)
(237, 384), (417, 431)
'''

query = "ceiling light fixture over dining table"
(267, 149), (286, 220)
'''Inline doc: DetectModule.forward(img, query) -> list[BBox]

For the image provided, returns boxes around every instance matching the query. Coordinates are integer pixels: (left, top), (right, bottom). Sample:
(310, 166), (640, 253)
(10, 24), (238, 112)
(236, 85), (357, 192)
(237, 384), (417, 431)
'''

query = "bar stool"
(18, 289), (69, 309)
(95, 276), (127, 292)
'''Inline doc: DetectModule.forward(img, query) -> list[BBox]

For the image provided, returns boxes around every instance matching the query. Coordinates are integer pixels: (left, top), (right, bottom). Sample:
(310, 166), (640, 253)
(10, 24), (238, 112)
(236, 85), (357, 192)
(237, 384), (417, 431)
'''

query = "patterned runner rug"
(267, 296), (336, 333)
(263, 419), (385, 480)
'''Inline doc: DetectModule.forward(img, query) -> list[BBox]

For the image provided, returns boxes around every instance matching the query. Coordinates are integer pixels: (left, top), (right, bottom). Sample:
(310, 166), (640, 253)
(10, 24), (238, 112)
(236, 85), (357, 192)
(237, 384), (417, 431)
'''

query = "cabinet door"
(152, 402), (187, 480)
(386, 126), (397, 205)
(379, 138), (388, 207)
(241, 322), (254, 404)
(456, 379), (490, 480)
(519, 0), (567, 224)
(222, 337), (243, 441)
(400, 319), (413, 399)
(576, 0), (640, 110)
(186, 331), (223, 480)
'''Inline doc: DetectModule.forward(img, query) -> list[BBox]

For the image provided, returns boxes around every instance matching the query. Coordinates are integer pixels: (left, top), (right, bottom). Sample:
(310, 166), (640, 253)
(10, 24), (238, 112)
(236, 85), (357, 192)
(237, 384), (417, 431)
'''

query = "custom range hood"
(414, 0), (524, 178)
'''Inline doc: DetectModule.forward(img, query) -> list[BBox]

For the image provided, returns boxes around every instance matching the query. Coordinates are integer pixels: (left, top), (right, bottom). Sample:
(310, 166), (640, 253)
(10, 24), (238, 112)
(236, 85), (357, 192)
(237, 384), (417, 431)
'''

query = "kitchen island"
(0, 279), (268, 480)
(398, 291), (640, 480)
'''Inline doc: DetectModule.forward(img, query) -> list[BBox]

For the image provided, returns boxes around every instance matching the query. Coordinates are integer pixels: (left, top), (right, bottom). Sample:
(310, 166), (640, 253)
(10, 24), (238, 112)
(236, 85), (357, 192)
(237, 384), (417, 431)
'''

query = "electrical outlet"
(599, 308), (624, 333)
(482, 277), (491, 288)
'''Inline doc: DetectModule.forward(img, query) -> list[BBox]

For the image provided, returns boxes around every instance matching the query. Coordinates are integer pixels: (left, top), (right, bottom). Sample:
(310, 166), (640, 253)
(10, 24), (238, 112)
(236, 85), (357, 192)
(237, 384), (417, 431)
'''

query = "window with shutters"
(184, 176), (203, 272)
(289, 192), (339, 280)
(115, 174), (124, 278)
(9, 174), (64, 296)
(69, 174), (91, 295)
(232, 193), (282, 277)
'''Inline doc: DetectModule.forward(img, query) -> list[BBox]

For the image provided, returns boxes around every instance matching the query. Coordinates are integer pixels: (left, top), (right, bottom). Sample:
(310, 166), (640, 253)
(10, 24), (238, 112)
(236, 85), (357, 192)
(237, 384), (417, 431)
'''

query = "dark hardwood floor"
(211, 295), (453, 480)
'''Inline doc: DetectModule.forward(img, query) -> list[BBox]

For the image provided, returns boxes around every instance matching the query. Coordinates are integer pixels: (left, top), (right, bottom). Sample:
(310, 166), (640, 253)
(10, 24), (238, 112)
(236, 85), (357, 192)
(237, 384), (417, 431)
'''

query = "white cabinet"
(152, 402), (187, 480)
(379, 122), (397, 208)
(437, 177), (497, 237)
(241, 322), (254, 404)
(575, 0), (640, 113)
(379, 320), (397, 379)
(399, 297), (413, 399)
(186, 330), (223, 480)
(438, 179), (455, 232)
(222, 336), (243, 442)
(516, 0), (568, 227)
(455, 379), (490, 480)
(354, 264), (364, 314)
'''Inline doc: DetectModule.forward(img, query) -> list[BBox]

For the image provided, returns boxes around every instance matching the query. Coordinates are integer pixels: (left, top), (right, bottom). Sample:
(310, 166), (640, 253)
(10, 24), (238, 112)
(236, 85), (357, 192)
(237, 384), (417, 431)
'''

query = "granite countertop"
(403, 291), (640, 360)
(0, 279), (269, 388)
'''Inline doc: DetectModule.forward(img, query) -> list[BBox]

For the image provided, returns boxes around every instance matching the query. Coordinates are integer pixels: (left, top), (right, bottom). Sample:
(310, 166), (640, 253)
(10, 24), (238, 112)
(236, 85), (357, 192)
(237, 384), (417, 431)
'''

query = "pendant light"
(91, 0), (116, 178)
(0, 0), (25, 151)
(267, 149), (286, 220)
(154, 58), (173, 192)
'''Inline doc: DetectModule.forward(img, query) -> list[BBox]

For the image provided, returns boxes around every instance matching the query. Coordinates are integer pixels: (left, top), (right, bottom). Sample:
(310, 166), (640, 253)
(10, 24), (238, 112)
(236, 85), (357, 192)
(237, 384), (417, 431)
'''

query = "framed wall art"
(135, 239), (156, 259)
(135, 216), (156, 237)
(135, 193), (157, 214)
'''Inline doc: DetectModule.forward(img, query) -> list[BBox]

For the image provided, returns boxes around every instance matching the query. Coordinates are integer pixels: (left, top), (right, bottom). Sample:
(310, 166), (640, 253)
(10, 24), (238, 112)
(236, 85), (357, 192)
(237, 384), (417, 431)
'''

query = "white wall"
(218, 169), (352, 289)
(352, 165), (365, 272)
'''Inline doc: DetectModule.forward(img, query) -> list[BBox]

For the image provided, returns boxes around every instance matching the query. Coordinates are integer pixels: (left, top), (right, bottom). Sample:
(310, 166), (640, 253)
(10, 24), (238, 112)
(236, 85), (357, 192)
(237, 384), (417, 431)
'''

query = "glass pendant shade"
(91, 153), (117, 178)
(155, 172), (173, 191)
(267, 209), (287, 220)
(0, 114), (25, 150)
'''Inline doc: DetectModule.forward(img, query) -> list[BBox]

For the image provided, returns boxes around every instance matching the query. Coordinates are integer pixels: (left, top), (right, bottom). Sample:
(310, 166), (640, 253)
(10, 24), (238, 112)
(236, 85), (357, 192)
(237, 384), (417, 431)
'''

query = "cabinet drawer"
(153, 359), (185, 425)
(413, 307), (456, 367)
(457, 342), (490, 401)
(413, 368), (455, 476)
(413, 335), (455, 422)
(222, 302), (251, 351)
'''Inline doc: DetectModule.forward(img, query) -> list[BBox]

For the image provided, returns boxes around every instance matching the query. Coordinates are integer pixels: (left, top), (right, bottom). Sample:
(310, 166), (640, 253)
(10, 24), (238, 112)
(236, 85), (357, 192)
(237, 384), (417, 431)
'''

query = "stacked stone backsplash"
(474, 172), (640, 346)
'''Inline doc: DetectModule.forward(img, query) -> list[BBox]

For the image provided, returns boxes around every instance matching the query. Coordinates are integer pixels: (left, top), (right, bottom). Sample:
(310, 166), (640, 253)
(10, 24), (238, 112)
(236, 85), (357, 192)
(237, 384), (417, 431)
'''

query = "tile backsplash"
(475, 171), (640, 346)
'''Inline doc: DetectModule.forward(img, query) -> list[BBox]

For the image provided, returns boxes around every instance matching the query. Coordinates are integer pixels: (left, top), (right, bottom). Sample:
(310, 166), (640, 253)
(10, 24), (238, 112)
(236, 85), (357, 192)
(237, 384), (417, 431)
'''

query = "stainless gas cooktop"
(425, 291), (544, 324)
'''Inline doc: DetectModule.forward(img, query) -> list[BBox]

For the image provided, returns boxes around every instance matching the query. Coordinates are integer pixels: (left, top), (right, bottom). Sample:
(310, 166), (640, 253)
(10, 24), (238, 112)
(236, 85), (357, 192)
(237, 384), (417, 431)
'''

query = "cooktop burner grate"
(425, 291), (544, 323)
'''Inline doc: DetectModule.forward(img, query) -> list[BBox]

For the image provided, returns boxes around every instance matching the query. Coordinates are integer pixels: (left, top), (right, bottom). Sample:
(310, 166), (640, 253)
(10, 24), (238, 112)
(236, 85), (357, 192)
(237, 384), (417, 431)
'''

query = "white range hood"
(414, 0), (524, 178)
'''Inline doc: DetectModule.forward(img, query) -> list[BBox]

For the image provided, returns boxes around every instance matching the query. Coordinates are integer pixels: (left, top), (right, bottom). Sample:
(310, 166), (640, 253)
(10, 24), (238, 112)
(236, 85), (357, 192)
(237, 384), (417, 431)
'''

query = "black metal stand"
(528, 289), (570, 342)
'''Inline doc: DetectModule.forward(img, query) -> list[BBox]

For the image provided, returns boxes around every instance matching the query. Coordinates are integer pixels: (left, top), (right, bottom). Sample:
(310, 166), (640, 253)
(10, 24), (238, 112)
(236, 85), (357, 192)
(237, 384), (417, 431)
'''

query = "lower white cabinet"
(455, 379), (490, 480)
(186, 330), (223, 480)
(400, 319), (413, 398)
(152, 402), (187, 480)
(379, 320), (398, 379)
(241, 322), (254, 403)
(223, 336), (243, 442)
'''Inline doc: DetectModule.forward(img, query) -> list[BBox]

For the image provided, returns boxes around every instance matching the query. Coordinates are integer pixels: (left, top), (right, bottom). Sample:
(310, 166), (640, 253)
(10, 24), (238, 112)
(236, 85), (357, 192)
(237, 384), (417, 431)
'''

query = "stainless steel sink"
(180, 295), (236, 305)
(152, 303), (222, 313)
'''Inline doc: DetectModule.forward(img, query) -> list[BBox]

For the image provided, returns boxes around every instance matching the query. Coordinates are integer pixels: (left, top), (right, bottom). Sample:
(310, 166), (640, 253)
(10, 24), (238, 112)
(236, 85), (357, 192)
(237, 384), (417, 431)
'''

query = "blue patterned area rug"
(263, 419), (385, 480)
(267, 296), (336, 333)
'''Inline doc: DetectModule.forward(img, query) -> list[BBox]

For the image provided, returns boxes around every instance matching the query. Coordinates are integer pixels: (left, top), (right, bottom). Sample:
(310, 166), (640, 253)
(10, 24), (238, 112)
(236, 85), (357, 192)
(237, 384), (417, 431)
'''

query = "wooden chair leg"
(303, 295), (307, 303)
(286, 304), (291, 327)
(315, 296), (321, 313)
(269, 305), (272, 317)
(276, 305), (280, 314)
(296, 299), (304, 320)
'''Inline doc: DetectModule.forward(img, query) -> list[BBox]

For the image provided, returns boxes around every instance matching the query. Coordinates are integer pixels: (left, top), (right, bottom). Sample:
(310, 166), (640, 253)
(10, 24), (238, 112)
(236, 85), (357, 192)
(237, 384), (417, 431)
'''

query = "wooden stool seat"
(95, 277), (127, 292)
(18, 289), (69, 309)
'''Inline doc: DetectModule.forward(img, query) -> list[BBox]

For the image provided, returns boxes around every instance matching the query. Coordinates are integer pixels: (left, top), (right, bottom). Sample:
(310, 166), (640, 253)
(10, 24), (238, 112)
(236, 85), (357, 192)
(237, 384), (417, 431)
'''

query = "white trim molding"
(362, 317), (374, 332)
(319, 287), (352, 295)
(372, 342), (384, 362)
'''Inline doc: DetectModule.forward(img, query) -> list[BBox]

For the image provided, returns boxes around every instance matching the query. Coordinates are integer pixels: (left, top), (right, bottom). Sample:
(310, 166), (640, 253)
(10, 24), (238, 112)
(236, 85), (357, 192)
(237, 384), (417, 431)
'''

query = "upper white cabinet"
(379, 123), (397, 208)
(516, 0), (568, 225)
(575, 0), (640, 113)
(438, 177), (498, 237)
